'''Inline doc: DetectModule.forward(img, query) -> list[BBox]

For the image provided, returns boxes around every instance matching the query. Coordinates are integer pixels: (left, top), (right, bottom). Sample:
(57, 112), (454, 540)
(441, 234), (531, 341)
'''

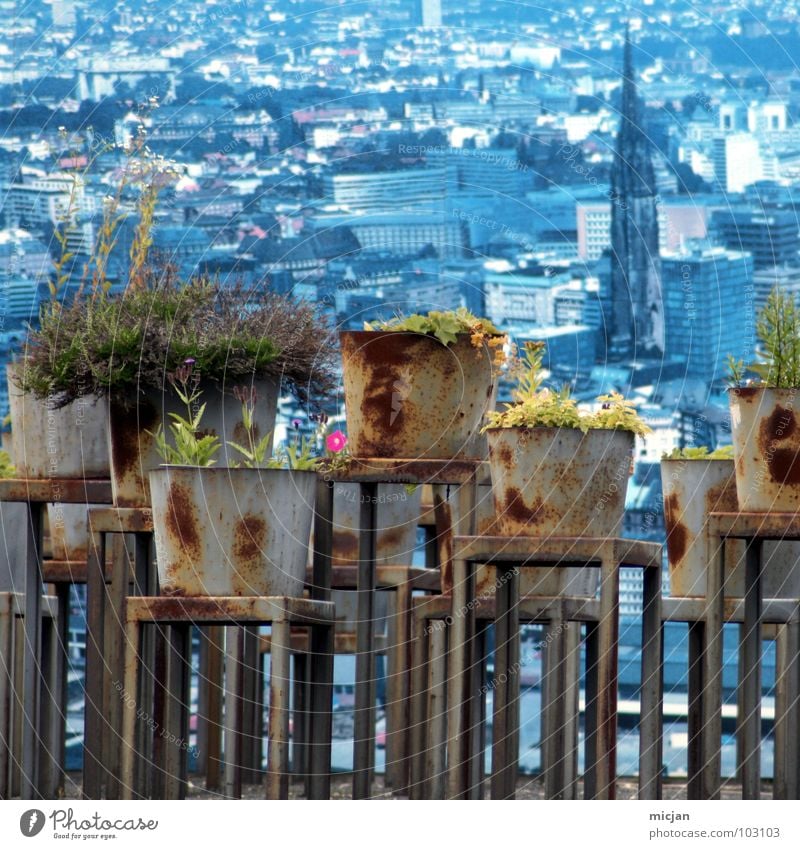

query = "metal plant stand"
(410, 535), (663, 800)
(695, 510), (800, 800)
(118, 595), (335, 800)
(0, 478), (112, 800)
(323, 458), (485, 799)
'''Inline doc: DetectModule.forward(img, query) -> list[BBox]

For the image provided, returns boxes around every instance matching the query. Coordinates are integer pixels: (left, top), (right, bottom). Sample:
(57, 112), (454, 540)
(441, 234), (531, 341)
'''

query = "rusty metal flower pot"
(6, 364), (110, 479)
(47, 503), (105, 562)
(149, 466), (316, 597)
(661, 458), (800, 598)
(473, 482), (597, 598)
(340, 331), (497, 460)
(486, 427), (635, 537)
(109, 378), (278, 507)
(331, 483), (422, 567)
(729, 386), (800, 512)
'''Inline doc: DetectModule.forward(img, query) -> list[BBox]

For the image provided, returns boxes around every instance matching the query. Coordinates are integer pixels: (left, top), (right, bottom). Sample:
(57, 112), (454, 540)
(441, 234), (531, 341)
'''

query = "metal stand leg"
(266, 618), (291, 799)
(593, 550), (620, 799)
(491, 563), (519, 799)
(307, 478), (334, 800)
(353, 481), (378, 799)
(774, 619), (800, 799)
(639, 562), (663, 799)
(427, 626), (447, 799)
(740, 539), (763, 799)
(21, 503), (43, 799)
(223, 626), (244, 799)
(702, 534), (725, 799)
(408, 609), (429, 800)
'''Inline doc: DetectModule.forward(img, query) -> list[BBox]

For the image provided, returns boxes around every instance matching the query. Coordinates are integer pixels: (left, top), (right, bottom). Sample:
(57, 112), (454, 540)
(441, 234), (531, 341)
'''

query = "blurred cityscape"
(1, 0), (797, 777)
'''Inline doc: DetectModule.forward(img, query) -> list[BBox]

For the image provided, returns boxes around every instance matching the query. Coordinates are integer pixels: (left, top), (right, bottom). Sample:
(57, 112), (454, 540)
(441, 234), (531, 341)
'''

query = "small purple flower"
(184, 357), (196, 365)
(292, 418), (302, 430)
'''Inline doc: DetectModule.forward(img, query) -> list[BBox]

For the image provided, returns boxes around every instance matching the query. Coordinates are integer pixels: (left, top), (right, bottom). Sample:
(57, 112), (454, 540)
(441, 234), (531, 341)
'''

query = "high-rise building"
(420, 0), (442, 28)
(608, 30), (663, 360)
(711, 209), (800, 269)
(661, 246), (754, 385)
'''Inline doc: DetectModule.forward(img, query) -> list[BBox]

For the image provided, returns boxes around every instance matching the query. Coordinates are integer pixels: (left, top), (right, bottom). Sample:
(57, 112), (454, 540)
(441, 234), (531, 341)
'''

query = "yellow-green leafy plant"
(484, 341), (651, 435)
(365, 307), (508, 369)
(662, 445), (735, 460)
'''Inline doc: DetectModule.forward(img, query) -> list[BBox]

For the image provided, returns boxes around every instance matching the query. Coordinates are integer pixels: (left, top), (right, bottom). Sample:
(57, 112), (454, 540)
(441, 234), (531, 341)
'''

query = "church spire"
(607, 27), (663, 360)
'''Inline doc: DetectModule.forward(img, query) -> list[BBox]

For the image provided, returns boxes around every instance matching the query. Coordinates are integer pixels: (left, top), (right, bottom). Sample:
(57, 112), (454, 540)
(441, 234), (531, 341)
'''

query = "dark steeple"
(608, 26), (663, 360)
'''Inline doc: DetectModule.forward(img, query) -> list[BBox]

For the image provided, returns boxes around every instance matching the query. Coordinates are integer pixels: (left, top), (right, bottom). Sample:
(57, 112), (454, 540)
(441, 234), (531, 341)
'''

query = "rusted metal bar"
(37, 607), (60, 799)
(472, 621), (490, 800)
(21, 501), (43, 799)
(775, 618), (800, 799)
(740, 539), (763, 799)
(583, 621), (598, 799)
(386, 578), (413, 793)
(701, 529), (725, 799)
(223, 627), (244, 799)
(266, 618), (291, 799)
(53, 582), (70, 797)
(638, 561), (663, 800)
(408, 605), (429, 800)
(427, 626), (447, 799)
(0, 479), (112, 504)
(162, 623), (191, 800)
(291, 653), (309, 781)
(0, 594), (13, 797)
(444, 476), (478, 800)
(201, 626), (225, 792)
(353, 481), (378, 799)
(562, 622), (581, 801)
(686, 620), (704, 799)
(331, 459), (491, 487)
(491, 563), (519, 799)
(593, 544), (619, 800)
(307, 477), (334, 800)
(119, 616), (140, 800)
(542, 615), (567, 799)
(105, 535), (132, 800)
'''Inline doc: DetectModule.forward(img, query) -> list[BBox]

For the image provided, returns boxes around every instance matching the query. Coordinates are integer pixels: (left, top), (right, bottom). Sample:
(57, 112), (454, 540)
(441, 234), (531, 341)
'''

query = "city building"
(661, 245), (755, 385)
(323, 167), (446, 213)
(711, 209), (800, 269)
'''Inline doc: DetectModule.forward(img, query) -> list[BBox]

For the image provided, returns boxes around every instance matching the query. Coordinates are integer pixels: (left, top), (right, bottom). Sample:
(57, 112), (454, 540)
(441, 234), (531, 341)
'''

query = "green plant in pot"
(340, 308), (507, 460)
(148, 365), (345, 597)
(728, 285), (800, 511)
(660, 444), (800, 598)
(483, 341), (651, 539)
(21, 274), (336, 506)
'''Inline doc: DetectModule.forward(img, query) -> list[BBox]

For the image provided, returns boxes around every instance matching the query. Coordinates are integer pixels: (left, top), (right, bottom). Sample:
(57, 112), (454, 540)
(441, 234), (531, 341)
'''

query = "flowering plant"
(150, 362), (350, 470)
(364, 307), (507, 369)
(483, 341), (651, 436)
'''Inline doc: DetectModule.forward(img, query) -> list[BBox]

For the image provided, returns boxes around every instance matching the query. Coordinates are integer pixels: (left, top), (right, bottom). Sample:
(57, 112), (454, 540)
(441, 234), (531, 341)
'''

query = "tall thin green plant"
(752, 286), (800, 388)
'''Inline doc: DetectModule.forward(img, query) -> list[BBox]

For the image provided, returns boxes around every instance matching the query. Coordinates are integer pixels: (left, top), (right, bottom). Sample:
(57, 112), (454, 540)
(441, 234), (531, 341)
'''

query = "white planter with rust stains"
(729, 386), (800, 512)
(328, 482), (421, 633)
(110, 378), (278, 507)
(149, 466), (316, 597)
(331, 483), (422, 567)
(340, 331), (497, 460)
(662, 458), (800, 598)
(483, 427), (634, 598)
(46, 502), (108, 562)
(6, 364), (110, 479)
(486, 427), (634, 537)
(1, 502), (28, 591)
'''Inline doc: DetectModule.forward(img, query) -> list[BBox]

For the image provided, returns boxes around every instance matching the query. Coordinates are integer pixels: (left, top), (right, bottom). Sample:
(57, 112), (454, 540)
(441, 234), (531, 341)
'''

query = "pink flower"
(326, 430), (347, 454)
